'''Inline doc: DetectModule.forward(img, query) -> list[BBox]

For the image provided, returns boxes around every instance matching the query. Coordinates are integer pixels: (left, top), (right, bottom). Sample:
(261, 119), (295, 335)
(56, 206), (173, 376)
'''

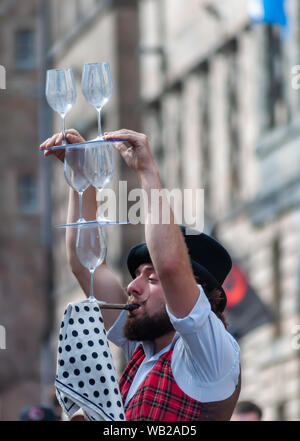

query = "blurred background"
(0, 0), (300, 421)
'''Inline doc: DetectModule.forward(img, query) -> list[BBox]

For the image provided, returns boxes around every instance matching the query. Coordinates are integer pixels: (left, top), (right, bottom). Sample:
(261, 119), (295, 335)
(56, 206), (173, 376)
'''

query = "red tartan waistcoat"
(119, 344), (241, 421)
(119, 344), (203, 421)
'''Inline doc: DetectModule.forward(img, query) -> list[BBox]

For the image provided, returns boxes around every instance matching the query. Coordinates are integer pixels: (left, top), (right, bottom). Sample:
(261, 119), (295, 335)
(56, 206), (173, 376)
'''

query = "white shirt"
(107, 285), (240, 404)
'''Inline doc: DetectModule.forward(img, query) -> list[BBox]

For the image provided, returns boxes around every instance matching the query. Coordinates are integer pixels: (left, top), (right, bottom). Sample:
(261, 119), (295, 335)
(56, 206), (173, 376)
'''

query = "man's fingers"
(104, 129), (146, 139)
(66, 133), (79, 143)
(40, 133), (60, 149)
(40, 137), (51, 149)
(40, 129), (82, 150)
(104, 129), (134, 138)
(40, 128), (83, 165)
(103, 130), (144, 148)
(45, 137), (56, 148)
(67, 128), (80, 135)
(54, 133), (63, 145)
(66, 133), (85, 144)
(112, 141), (131, 154)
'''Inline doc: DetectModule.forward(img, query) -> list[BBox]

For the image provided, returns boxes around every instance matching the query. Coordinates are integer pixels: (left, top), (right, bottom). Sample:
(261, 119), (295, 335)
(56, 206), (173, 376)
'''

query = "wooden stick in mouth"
(98, 303), (140, 311)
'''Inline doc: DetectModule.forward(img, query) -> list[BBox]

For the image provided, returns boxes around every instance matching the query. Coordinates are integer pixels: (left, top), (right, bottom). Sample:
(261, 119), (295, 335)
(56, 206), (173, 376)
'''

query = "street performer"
(40, 128), (241, 421)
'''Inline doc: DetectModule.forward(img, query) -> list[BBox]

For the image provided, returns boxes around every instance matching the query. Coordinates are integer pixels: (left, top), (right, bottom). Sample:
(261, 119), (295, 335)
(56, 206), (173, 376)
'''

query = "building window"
(226, 39), (240, 205)
(15, 29), (36, 69)
(149, 101), (164, 164)
(272, 236), (281, 338)
(199, 63), (211, 209)
(264, 25), (288, 129)
(175, 86), (183, 189)
(18, 174), (37, 214)
(276, 401), (286, 421)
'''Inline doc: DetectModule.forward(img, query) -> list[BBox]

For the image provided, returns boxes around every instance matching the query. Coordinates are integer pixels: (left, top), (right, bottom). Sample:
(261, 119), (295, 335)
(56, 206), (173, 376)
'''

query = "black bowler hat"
(127, 226), (232, 312)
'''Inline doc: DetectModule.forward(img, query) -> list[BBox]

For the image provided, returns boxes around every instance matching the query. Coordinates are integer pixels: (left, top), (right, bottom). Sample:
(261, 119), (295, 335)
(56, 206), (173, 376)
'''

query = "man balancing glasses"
(41, 128), (241, 421)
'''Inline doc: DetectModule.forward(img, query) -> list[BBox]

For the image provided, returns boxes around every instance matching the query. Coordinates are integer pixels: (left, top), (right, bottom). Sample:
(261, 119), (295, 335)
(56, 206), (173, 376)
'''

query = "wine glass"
(81, 63), (112, 139)
(84, 142), (114, 221)
(45, 69), (77, 145)
(64, 148), (90, 223)
(75, 224), (107, 303)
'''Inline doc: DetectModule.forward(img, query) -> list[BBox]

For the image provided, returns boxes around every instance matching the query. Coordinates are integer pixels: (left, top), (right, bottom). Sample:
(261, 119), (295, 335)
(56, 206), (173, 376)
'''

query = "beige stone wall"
(0, 0), (52, 420)
(3, 0), (298, 421)
(139, 0), (300, 420)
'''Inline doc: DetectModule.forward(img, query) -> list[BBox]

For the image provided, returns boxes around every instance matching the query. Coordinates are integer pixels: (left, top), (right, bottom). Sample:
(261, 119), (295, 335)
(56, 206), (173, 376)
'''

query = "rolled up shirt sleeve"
(166, 285), (240, 402)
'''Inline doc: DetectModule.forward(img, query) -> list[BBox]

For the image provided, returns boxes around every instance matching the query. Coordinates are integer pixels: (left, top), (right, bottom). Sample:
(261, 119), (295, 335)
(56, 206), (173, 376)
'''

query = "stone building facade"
(138, 0), (300, 421)
(2, 0), (300, 422)
(0, 0), (54, 420)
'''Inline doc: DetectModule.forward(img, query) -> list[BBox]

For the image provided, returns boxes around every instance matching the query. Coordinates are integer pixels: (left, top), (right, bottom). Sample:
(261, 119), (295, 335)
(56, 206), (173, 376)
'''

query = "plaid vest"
(119, 344), (202, 421)
(119, 344), (241, 421)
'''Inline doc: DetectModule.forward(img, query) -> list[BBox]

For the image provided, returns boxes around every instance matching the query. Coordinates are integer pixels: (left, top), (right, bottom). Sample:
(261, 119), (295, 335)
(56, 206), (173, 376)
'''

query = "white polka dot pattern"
(55, 300), (125, 421)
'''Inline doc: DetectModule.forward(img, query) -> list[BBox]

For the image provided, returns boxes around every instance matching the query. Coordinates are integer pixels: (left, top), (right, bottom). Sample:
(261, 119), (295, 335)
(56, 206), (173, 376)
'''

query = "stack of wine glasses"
(45, 62), (127, 305)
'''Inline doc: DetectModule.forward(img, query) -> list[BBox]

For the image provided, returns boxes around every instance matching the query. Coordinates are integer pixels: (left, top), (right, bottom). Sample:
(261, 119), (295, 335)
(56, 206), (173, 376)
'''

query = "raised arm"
(103, 129), (199, 318)
(40, 130), (127, 329)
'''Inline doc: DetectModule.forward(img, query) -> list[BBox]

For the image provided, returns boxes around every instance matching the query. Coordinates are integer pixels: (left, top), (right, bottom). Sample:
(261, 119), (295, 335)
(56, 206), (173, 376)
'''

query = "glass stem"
(61, 114), (66, 145)
(90, 269), (95, 300)
(97, 109), (102, 139)
(97, 189), (103, 220)
(78, 191), (83, 221)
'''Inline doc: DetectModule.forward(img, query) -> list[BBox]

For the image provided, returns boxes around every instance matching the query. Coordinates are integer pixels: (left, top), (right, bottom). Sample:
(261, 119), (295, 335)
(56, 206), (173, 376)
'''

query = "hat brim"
(127, 243), (227, 312)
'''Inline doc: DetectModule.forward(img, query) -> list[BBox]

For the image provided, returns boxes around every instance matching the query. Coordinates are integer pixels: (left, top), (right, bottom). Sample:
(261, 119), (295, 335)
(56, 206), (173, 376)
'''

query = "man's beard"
(124, 308), (174, 341)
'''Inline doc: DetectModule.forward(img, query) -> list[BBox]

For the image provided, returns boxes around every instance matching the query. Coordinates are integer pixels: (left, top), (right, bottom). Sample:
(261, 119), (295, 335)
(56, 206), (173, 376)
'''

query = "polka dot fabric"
(55, 300), (125, 421)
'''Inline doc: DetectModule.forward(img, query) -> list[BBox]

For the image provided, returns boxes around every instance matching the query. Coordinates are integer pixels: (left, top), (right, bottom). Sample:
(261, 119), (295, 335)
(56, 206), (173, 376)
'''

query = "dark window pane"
(15, 30), (35, 69)
(272, 236), (281, 338)
(18, 175), (37, 214)
(265, 25), (288, 129)
(200, 64), (211, 208)
(226, 40), (240, 204)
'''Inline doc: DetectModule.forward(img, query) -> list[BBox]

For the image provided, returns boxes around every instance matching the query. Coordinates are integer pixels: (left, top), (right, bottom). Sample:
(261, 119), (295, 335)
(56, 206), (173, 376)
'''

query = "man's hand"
(40, 129), (85, 162)
(103, 129), (156, 174)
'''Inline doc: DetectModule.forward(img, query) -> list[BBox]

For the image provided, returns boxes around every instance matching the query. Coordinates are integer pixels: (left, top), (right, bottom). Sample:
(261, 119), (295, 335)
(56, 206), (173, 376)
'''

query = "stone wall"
(138, 0), (300, 420)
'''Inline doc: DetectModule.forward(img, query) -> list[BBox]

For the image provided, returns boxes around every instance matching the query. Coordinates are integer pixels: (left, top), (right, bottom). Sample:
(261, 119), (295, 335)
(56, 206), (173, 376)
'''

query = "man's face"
(123, 263), (174, 341)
